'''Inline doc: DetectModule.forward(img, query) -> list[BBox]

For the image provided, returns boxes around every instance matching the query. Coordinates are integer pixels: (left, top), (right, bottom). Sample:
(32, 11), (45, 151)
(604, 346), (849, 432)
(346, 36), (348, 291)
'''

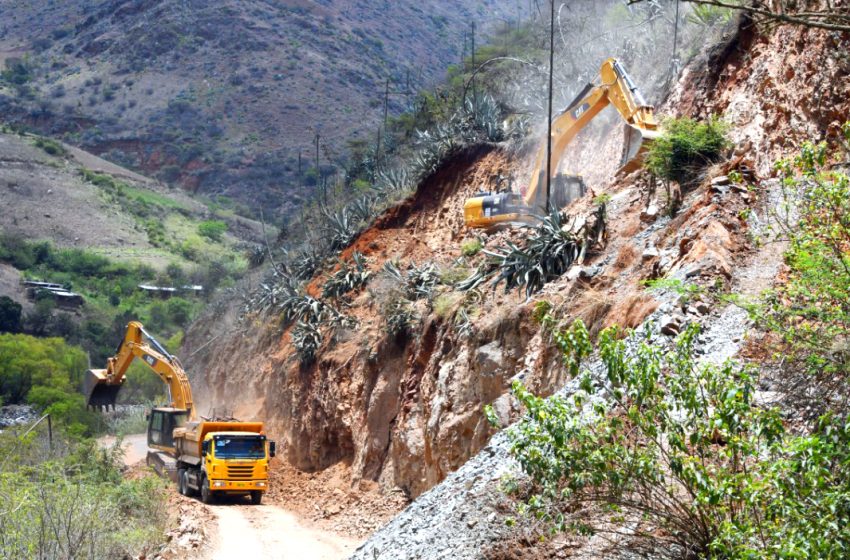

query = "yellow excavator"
(85, 321), (275, 505)
(464, 57), (659, 228)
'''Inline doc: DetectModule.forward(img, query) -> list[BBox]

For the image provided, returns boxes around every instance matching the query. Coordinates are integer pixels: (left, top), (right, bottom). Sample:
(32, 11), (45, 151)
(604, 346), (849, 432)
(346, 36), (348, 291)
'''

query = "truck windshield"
(214, 437), (265, 459)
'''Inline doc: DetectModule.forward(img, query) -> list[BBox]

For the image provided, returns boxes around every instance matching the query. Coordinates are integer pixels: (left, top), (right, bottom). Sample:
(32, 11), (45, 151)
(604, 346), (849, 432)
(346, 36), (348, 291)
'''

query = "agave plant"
(290, 246), (326, 280)
(456, 266), (492, 292)
(279, 293), (326, 323)
(454, 307), (474, 339)
(381, 260), (439, 300)
(248, 245), (266, 268)
(375, 167), (412, 196)
(323, 252), (371, 299)
(381, 260), (405, 283)
(292, 320), (322, 364)
(406, 261), (440, 300)
(348, 194), (378, 225)
(253, 270), (300, 311)
(486, 208), (606, 297)
(320, 204), (359, 252)
(467, 94), (505, 143)
(384, 297), (417, 338)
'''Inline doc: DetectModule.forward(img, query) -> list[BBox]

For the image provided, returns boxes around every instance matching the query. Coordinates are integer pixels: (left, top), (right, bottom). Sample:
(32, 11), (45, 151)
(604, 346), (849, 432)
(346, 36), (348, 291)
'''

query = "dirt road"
(208, 501), (359, 560)
(99, 433), (360, 560)
(98, 433), (148, 464)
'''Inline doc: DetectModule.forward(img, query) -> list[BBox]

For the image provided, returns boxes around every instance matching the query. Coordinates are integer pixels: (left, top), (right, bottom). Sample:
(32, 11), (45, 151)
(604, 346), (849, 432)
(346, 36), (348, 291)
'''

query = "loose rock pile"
(0, 404), (39, 428)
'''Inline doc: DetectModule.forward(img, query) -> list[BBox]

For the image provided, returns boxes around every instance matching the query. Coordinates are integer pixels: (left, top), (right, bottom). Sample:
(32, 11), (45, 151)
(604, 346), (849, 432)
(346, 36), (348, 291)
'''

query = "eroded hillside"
(182, 9), (850, 556)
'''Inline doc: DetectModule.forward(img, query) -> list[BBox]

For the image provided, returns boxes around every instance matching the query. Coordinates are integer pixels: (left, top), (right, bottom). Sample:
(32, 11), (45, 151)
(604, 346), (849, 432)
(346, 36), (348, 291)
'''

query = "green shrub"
(1, 58), (32, 85)
(165, 297), (193, 326)
(0, 234), (51, 269)
(646, 116), (729, 184)
(501, 318), (850, 558)
(461, 238), (483, 256)
(198, 219), (227, 241)
(433, 292), (462, 319)
(686, 4), (733, 26)
(439, 264), (471, 286)
(33, 137), (66, 156)
(0, 434), (168, 558)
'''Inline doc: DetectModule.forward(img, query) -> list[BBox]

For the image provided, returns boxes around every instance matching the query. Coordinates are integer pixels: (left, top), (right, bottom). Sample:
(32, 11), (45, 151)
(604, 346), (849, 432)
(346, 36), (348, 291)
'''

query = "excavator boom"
(464, 58), (658, 229)
(83, 321), (194, 416)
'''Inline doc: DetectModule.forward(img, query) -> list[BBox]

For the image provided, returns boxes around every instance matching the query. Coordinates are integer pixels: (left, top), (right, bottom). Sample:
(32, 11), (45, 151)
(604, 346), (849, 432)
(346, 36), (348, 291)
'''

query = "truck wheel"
(250, 491), (262, 505)
(177, 468), (187, 495)
(200, 475), (215, 504)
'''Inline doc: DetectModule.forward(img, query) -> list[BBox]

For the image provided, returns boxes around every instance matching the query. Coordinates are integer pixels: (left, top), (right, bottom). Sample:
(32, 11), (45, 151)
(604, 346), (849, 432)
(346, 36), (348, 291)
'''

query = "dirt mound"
(265, 460), (407, 540)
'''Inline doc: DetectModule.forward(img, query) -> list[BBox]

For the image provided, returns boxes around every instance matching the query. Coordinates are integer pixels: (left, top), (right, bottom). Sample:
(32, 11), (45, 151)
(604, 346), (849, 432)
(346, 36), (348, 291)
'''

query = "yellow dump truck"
(85, 321), (276, 504)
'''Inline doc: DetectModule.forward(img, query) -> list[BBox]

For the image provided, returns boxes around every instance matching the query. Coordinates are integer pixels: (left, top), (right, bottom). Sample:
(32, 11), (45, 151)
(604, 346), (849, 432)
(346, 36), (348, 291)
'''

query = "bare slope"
(0, 0), (522, 216)
(0, 129), (265, 268)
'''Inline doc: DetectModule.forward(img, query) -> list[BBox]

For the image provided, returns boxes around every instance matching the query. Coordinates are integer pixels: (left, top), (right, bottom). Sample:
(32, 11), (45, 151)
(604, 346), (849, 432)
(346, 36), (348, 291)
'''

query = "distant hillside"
(0, 126), (267, 361)
(0, 126), (264, 267)
(0, 0), (523, 217)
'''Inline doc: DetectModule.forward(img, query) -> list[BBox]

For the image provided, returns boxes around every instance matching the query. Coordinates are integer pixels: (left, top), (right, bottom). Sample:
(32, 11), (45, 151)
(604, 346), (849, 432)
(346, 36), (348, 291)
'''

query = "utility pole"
(297, 150), (302, 190)
(545, 0), (555, 213)
(383, 78), (390, 130)
(471, 20), (476, 111)
(315, 133), (325, 206)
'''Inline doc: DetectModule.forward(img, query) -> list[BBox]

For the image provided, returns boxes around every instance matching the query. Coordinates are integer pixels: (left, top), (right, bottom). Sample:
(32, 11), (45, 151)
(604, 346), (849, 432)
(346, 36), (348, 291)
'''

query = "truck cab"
(175, 422), (276, 505)
(202, 431), (275, 503)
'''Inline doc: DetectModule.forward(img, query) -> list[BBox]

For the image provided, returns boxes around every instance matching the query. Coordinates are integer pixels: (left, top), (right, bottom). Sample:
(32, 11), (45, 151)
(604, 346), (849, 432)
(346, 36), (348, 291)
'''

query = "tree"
(25, 298), (55, 336)
(0, 296), (22, 333)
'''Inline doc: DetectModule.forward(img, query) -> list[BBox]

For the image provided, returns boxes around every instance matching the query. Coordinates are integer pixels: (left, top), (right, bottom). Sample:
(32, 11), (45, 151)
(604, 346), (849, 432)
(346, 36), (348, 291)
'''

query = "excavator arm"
(464, 57), (658, 228)
(84, 321), (194, 417)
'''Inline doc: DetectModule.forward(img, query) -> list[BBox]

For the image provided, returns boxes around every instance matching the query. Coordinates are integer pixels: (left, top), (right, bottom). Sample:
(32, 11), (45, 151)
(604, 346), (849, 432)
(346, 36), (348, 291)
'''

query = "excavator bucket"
(83, 369), (123, 410)
(619, 123), (660, 174)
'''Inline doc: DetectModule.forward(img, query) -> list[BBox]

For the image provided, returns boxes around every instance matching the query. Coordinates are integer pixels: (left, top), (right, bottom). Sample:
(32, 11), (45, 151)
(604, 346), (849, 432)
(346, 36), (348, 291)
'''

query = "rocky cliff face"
(183, 11), (849, 522)
(347, 16), (850, 560)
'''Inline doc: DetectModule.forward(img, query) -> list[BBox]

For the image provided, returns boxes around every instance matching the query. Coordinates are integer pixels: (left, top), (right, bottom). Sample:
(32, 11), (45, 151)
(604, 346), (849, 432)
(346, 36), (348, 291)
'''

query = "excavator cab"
(463, 191), (527, 228)
(464, 174), (587, 229)
(147, 407), (189, 449)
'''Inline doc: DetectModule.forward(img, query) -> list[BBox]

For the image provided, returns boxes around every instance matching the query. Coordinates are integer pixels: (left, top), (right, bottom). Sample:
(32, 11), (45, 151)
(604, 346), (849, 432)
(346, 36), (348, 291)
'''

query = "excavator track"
(147, 450), (178, 483)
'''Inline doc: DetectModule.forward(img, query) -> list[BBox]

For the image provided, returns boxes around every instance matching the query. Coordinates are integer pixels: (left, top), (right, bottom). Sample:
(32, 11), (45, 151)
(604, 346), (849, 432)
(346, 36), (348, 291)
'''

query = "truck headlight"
(213, 481), (226, 488)
(256, 482), (266, 487)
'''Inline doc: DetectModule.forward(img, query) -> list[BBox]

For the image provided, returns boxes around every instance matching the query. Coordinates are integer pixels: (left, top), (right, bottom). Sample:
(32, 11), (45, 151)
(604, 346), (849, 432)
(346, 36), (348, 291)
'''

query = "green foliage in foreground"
(646, 116), (729, 185)
(0, 434), (168, 559)
(499, 319), (850, 559)
(0, 333), (101, 436)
